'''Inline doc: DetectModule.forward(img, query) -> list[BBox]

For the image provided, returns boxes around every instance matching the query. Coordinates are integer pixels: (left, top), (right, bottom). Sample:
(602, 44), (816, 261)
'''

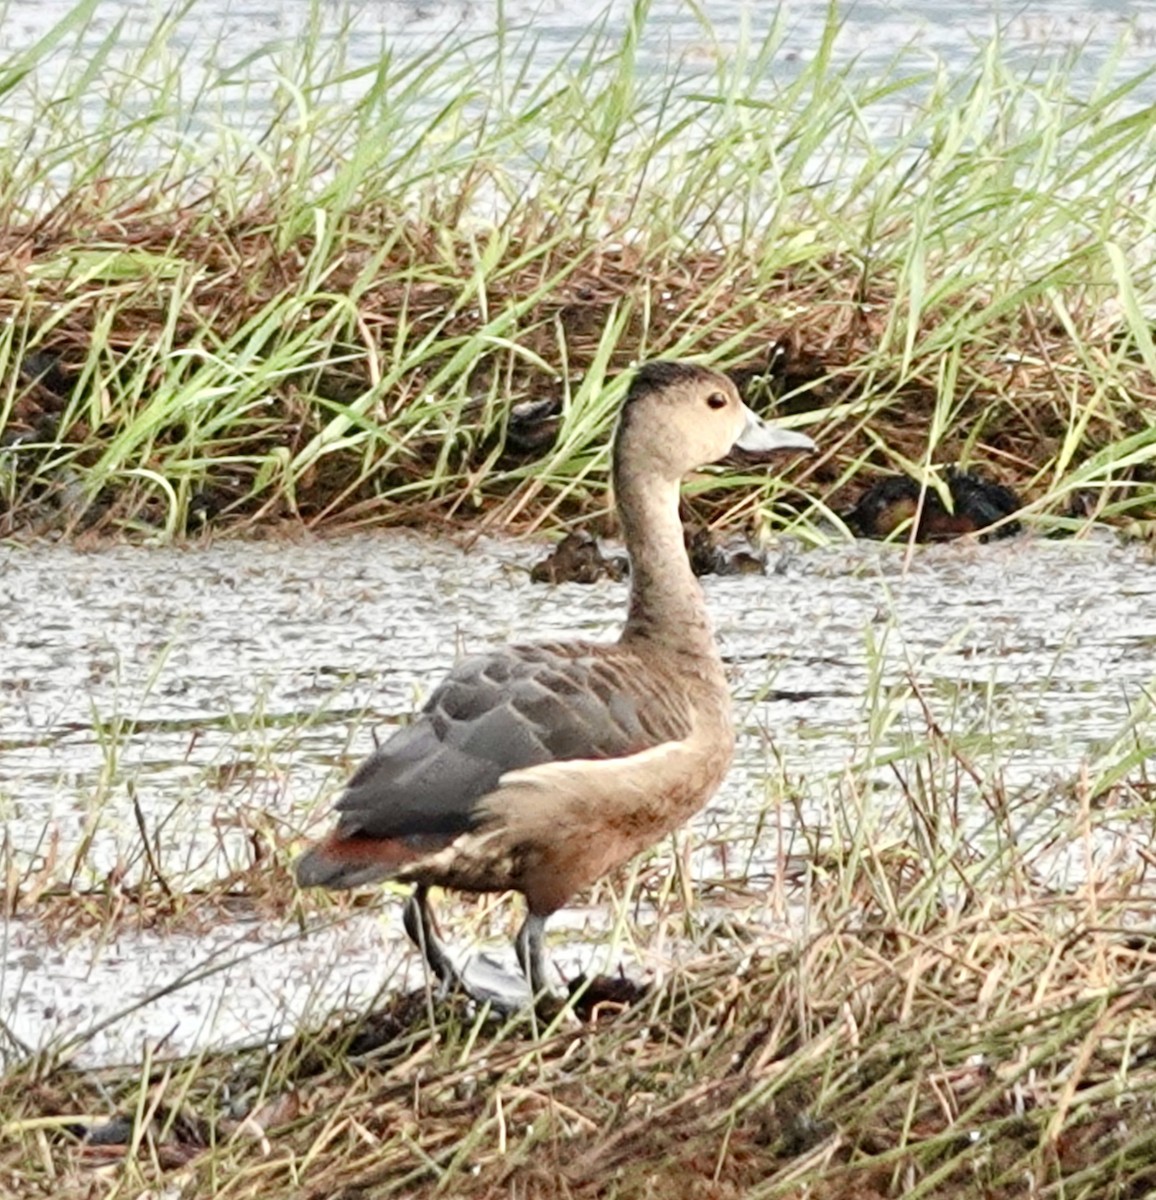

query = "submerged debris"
(530, 526), (771, 584)
(529, 529), (627, 583)
(845, 467), (1022, 542)
(685, 524), (768, 576)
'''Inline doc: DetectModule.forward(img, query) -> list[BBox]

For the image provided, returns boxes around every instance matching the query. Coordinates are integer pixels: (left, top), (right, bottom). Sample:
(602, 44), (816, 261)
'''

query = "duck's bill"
(733, 405), (817, 455)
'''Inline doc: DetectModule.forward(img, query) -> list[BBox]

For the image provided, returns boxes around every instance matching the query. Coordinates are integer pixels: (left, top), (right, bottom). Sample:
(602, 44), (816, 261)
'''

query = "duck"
(846, 467), (1021, 542)
(295, 361), (817, 1006)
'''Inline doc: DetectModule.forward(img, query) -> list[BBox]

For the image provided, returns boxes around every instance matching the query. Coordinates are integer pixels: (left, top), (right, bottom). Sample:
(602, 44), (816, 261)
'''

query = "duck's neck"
(615, 465), (718, 660)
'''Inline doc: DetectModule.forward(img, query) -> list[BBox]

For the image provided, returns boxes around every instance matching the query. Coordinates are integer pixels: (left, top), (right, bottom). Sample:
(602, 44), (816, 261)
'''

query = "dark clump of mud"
(565, 972), (649, 1019)
(529, 524), (772, 584)
(529, 529), (628, 584)
(684, 524), (770, 576)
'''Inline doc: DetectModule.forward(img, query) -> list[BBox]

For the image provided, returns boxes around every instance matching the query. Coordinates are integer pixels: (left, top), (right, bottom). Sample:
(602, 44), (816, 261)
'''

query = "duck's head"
(615, 360), (816, 482)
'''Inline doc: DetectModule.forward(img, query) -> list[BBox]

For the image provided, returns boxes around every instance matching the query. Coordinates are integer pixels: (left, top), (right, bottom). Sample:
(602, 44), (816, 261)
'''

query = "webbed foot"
(403, 886), (535, 1013)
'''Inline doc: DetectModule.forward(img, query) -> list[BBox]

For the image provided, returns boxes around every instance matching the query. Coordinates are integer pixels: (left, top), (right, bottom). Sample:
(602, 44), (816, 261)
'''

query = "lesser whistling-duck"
(846, 468), (1021, 542)
(295, 361), (816, 1005)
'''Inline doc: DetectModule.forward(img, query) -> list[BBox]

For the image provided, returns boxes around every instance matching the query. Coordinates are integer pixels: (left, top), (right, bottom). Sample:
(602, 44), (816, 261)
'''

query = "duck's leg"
(403, 885), (534, 1011)
(515, 912), (549, 997)
(402, 884), (460, 988)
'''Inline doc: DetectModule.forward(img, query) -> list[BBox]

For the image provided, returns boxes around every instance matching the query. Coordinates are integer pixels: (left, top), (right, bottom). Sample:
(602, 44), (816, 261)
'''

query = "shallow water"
(6, 0), (1153, 77)
(3, 0), (1155, 148)
(2, 530), (1155, 1064)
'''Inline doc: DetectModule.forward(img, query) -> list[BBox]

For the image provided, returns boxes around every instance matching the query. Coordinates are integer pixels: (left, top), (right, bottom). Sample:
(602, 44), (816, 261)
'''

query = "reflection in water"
(2, 530), (1155, 1062)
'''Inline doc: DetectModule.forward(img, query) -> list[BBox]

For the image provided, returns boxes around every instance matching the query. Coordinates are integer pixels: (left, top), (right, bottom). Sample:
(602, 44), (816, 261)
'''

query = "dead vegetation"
(5, 826), (1156, 1199)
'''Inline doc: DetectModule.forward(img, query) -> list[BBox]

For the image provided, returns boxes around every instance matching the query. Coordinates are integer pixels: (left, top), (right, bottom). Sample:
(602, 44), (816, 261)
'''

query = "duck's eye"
(706, 392), (728, 410)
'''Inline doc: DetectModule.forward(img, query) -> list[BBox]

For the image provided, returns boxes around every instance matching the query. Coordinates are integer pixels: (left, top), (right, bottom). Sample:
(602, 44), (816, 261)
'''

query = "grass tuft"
(1, 3), (1154, 536)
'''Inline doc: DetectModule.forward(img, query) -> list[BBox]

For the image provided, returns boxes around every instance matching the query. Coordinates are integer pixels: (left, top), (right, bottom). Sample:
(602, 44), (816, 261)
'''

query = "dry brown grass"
(5, 787), (1156, 1200)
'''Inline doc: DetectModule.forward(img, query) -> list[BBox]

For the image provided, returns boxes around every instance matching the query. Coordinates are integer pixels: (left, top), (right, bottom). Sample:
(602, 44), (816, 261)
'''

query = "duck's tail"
(294, 833), (423, 890)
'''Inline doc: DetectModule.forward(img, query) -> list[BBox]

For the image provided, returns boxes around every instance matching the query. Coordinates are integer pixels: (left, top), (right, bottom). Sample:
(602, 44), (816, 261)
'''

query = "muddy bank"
(3, 237), (1151, 540)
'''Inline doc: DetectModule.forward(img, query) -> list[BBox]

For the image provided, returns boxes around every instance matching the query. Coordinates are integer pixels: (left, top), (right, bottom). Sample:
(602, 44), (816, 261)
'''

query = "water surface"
(2, 1), (1155, 148)
(2, 530), (1154, 1063)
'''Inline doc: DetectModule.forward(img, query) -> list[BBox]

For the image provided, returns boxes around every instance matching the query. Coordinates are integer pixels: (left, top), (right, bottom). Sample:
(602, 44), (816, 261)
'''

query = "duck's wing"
(330, 643), (691, 843)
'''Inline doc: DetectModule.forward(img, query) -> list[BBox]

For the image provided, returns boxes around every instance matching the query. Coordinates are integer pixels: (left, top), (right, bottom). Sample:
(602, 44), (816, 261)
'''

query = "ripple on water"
(5, 0), (1156, 174)
(2, 531), (1154, 1062)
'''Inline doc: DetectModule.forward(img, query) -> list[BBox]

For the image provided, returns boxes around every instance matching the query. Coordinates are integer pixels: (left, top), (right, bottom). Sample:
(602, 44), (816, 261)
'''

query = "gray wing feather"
(333, 644), (690, 840)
